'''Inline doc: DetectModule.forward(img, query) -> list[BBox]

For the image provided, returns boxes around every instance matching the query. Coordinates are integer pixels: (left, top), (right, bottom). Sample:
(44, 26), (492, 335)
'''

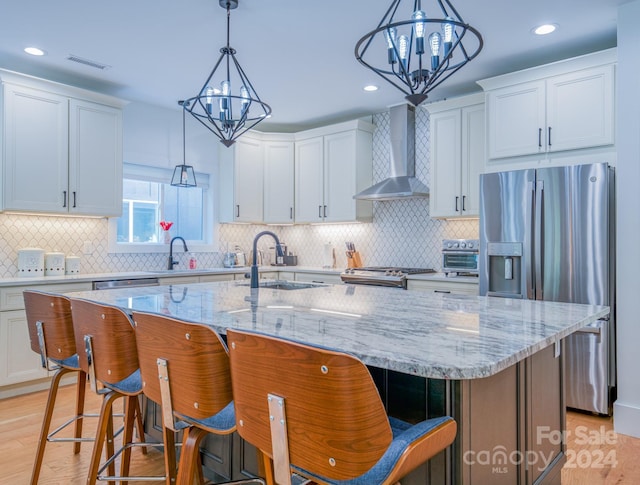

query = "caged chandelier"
(355, 0), (483, 106)
(183, 0), (271, 147)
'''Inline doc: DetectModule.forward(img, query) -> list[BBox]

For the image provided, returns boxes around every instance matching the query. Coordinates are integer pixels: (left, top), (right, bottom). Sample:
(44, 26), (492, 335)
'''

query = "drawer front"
(407, 279), (479, 295)
(0, 282), (93, 311)
(294, 272), (342, 284)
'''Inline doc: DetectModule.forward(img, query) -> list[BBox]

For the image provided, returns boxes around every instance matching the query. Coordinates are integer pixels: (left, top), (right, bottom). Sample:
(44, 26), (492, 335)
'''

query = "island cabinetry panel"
(263, 140), (294, 224)
(1, 74), (124, 216)
(219, 135), (264, 223)
(0, 282), (92, 392)
(407, 278), (479, 295)
(294, 121), (373, 223)
(480, 49), (615, 163)
(427, 93), (484, 218)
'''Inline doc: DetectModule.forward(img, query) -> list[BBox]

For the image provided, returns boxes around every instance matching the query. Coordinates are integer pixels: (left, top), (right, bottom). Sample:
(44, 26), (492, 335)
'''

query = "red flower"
(159, 221), (173, 231)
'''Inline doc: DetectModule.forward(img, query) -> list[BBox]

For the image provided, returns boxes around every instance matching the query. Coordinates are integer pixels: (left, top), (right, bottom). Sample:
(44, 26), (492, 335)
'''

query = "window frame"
(107, 163), (217, 254)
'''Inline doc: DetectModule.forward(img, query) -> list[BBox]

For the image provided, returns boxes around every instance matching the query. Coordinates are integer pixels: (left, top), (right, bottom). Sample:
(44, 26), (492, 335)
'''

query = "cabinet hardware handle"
(290, 207), (293, 219)
(323, 205), (327, 218)
(312, 280), (324, 284)
(236, 205), (240, 218)
(538, 128), (542, 148)
(318, 205), (322, 218)
(62, 191), (67, 208)
(434, 290), (451, 294)
(462, 195), (466, 211)
(72, 191), (77, 208)
(455, 196), (459, 212)
(548, 127), (552, 146)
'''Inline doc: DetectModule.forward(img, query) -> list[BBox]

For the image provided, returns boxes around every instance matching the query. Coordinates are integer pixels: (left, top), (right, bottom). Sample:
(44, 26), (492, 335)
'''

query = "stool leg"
(162, 425), (177, 485)
(30, 366), (75, 485)
(86, 390), (121, 485)
(120, 396), (139, 485)
(134, 395), (148, 455)
(176, 426), (209, 485)
(73, 370), (87, 454)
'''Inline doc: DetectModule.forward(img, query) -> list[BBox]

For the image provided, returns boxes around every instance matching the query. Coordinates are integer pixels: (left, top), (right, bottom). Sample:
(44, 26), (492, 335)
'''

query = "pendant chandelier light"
(170, 101), (197, 187)
(183, 0), (271, 147)
(355, 0), (483, 106)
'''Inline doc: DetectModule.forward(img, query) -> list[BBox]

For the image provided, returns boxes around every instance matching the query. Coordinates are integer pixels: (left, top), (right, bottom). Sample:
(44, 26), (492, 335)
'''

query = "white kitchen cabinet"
(0, 282), (92, 394)
(263, 140), (295, 224)
(294, 120), (374, 223)
(294, 272), (343, 285)
(219, 135), (264, 223)
(407, 278), (478, 295)
(427, 94), (484, 218)
(1, 73), (124, 216)
(480, 50), (615, 161)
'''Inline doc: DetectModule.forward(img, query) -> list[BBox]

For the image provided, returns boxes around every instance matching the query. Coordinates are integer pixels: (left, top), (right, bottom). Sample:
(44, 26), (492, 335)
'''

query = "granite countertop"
(64, 280), (607, 380)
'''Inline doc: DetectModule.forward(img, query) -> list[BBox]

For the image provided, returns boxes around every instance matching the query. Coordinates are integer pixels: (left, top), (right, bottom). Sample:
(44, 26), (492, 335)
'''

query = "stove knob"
(385, 270), (392, 276)
(446, 242), (452, 248)
(467, 242), (474, 249)
(453, 242), (459, 248)
(460, 242), (467, 249)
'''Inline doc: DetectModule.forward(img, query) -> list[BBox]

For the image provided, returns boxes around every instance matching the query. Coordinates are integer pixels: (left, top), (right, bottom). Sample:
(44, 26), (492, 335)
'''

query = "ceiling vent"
(66, 55), (111, 70)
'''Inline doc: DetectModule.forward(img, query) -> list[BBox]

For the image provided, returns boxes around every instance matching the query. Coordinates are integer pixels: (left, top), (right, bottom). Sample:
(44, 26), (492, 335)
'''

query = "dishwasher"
(92, 277), (160, 290)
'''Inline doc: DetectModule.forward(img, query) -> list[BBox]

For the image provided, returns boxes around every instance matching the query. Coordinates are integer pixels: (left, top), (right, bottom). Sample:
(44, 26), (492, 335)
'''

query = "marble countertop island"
(64, 279), (608, 380)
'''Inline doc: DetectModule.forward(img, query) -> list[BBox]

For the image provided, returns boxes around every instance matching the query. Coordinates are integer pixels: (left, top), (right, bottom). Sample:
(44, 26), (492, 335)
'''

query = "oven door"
(442, 251), (479, 274)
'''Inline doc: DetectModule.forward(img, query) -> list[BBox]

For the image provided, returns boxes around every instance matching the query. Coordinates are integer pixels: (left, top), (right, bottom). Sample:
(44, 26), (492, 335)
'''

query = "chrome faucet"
(251, 231), (283, 288)
(168, 236), (189, 270)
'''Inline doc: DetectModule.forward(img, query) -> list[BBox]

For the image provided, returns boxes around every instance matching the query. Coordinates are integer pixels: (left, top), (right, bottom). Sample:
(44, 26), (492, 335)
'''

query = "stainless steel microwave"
(442, 239), (479, 276)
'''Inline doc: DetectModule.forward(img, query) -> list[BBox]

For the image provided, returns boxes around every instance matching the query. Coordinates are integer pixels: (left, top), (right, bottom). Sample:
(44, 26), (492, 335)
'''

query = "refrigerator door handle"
(534, 180), (544, 300)
(526, 181), (535, 299)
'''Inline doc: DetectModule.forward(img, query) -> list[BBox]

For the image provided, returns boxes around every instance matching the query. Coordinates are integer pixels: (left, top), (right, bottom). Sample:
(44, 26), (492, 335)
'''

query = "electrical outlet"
(82, 241), (93, 255)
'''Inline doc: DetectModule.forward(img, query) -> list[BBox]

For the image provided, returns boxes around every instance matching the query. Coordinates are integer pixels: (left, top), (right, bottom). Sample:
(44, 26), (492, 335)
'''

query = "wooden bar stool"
(132, 310), (264, 485)
(23, 290), (98, 485)
(227, 329), (458, 485)
(70, 298), (164, 485)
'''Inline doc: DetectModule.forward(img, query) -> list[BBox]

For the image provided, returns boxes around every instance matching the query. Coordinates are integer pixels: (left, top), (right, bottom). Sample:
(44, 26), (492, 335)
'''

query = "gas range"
(340, 266), (436, 289)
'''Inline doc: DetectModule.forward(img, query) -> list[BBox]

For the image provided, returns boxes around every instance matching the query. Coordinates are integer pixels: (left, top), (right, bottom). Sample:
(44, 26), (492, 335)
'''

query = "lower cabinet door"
(0, 310), (48, 386)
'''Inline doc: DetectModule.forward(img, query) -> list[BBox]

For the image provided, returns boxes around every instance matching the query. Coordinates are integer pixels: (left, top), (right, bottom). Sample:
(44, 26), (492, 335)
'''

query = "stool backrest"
(132, 311), (233, 420)
(70, 298), (139, 384)
(227, 328), (392, 482)
(23, 290), (76, 365)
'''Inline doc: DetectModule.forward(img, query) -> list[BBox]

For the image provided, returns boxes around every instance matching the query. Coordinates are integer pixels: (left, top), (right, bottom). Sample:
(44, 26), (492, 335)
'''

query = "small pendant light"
(171, 101), (197, 188)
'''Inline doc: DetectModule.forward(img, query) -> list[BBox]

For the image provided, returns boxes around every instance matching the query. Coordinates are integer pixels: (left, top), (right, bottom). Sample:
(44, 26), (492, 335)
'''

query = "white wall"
(613, 0), (640, 438)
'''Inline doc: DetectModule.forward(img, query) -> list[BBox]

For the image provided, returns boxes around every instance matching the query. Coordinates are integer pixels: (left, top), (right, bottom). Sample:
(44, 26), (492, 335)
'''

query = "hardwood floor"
(1, 383), (639, 484)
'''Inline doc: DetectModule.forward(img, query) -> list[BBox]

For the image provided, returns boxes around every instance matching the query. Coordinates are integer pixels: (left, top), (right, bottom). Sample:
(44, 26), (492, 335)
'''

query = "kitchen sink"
(238, 280), (326, 291)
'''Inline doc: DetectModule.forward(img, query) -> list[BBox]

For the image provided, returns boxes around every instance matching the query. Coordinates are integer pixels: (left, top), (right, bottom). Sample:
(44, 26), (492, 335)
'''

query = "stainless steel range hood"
(354, 103), (429, 200)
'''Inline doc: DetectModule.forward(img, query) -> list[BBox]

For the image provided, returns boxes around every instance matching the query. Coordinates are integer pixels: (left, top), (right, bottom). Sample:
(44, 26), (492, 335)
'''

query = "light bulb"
(205, 87), (214, 114)
(398, 35), (409, 60)
(442, 17), (454, 43)
(240, 86), (250, 113)
(412, 10), (426, 38)
(384, 27), (397, 64)
(429, 32), (441, 71)
(442, 16), (455, 57)
(220, 80), (230, 113)
(221, 80), (230, 96)
(412, 9), (426, 55)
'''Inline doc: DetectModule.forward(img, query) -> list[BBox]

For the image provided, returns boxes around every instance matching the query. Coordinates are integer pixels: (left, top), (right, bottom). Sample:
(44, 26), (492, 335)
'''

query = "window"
(108, 164), (214, 253)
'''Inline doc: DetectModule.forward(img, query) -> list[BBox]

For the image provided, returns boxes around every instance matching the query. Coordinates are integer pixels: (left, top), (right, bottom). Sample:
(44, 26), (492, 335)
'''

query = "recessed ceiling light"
(363, 85), (379, 92)
(533, 24), (557, 35)
(24, 47), (46, 56)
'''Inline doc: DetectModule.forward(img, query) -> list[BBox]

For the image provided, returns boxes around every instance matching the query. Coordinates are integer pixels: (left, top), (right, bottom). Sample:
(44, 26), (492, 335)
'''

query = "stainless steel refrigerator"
(479, 162), (615, 415)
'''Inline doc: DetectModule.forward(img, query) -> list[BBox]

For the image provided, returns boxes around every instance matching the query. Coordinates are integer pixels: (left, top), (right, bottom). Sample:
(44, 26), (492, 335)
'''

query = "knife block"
(347, 251), (363, 268)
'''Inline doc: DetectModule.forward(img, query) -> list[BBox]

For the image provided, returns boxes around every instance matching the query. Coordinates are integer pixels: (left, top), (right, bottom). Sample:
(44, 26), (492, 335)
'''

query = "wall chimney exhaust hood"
(354, 103), (429, 201)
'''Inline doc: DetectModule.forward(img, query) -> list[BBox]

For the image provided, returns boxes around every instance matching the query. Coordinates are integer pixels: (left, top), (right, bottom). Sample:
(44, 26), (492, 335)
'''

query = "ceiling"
(0, 0), (624, 132)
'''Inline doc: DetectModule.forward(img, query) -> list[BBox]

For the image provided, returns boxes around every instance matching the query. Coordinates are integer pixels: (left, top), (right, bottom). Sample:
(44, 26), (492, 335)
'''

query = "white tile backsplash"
(0, 108), (477, 278)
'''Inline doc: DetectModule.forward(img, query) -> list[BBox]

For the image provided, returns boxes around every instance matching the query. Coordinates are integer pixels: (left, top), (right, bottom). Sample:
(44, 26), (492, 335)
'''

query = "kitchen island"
(65, 280), (608, 485)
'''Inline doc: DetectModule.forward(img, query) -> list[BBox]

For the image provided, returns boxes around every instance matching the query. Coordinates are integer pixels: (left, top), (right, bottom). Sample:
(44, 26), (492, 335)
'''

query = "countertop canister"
(17, 248), (45, 277)
(65, 255), (81, 275)
(45, 252), (66, 276)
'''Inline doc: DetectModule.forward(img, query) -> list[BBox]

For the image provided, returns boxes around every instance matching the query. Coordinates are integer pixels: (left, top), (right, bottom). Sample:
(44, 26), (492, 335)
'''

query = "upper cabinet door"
(68, 99), (123, 216)
(429, 109), (462, 218)
(294, 137), (324, 223)
(3, 84), (69, 213)
(546, 65), (614, 153)
(323, 130), (358, 222)
(233, 137), (264, 223)
(460, 104), (485, 217)
(486, 80), (546, 159)
(263, 141), (294, 224)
